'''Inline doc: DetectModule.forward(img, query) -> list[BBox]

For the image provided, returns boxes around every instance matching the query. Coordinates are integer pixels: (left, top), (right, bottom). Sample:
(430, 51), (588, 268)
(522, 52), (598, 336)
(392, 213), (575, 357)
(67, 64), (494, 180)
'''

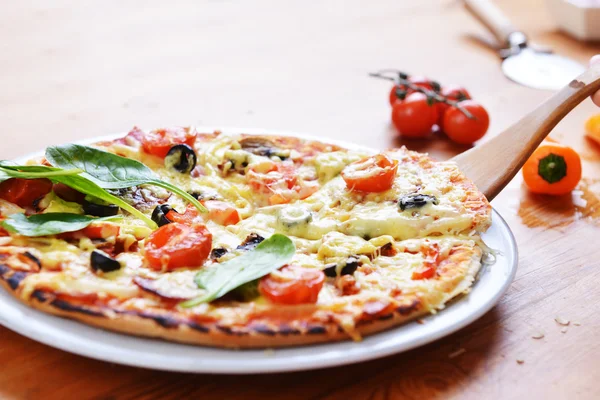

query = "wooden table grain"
(1, 0), (600, 398)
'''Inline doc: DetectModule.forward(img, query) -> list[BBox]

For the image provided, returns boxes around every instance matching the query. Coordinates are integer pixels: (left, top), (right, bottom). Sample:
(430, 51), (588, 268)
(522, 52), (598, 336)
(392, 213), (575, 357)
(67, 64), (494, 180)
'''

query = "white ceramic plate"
(0, 129), (518, 374)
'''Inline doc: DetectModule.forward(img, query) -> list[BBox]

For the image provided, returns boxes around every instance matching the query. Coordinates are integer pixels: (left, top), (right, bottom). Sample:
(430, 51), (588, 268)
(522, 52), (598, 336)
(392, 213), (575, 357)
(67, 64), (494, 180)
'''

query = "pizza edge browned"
(0, 245), (482, 348)
(386, 146), (492, 233)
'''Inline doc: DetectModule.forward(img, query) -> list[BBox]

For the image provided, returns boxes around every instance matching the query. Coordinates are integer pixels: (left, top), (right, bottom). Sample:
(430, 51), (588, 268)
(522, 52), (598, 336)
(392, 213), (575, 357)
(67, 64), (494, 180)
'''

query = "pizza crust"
(0, 247), (482, 348)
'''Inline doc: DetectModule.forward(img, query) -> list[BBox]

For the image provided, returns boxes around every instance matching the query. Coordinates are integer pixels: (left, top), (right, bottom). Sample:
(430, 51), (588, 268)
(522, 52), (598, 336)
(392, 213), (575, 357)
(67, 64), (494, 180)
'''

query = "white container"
(546, 0), (600, 41)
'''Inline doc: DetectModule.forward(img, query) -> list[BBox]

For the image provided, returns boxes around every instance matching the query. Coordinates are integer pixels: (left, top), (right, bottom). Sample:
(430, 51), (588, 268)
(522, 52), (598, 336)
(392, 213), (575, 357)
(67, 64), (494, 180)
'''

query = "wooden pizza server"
(453, 63), (600, 201)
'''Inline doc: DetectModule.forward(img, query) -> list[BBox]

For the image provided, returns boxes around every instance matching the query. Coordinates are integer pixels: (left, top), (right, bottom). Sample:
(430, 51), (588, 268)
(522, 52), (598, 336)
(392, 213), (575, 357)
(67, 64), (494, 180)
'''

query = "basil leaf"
(0, 162), (156, 228)
(0, 164), (82, 183)
(180, 234), (295, 307)
(1, 213), (119, 237)
(46, 144), (207, 213)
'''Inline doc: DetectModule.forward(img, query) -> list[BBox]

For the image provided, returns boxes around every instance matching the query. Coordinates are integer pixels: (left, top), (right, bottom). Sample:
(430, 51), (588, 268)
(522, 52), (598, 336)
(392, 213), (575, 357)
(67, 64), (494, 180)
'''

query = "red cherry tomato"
(246, 163), (317, 205)
(259, 265), (325, 305)
(391, 92), (438, 138)
(167, 201), (241, 226)
(165, 206), (201, 225)
(247, 163), (296, 194)
(141, 127), (196, 158)
(203, 200), (241, 226)
(0, 178), (52, 208)
(144, 222), (212, 271)
(436, 85), (472, 126)
(411, 266), (436, 280)
(81, 224), (120, 240)
(59, 223), (120, 240)
(388, 77), (436, 106)
(411, 243), (440, 280)
(408, 76), (436, 92)
(341, 154), (398, 193)
(442, 85), (471, 102)
(442, 100), (490, 144)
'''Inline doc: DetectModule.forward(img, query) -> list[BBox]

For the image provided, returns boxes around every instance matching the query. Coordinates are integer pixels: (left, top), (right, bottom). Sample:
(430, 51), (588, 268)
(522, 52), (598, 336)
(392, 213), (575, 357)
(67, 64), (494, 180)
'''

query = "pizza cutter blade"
(464, 0), (585, 91)
(501, 48), (585, 91)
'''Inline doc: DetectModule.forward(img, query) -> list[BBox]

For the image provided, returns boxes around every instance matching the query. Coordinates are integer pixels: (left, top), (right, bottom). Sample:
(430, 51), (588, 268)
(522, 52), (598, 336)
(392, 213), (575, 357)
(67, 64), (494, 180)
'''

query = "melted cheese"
(21, 272), (140, 300)
(3, 132), (491, 336)
(318, 232), (376, 261)
(38, 193), (84, 215)
(314, 151), (362, 182)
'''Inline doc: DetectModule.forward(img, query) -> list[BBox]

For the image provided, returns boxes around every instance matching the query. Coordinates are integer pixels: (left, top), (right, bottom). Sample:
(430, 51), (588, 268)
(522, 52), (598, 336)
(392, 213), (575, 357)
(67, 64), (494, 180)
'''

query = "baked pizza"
(0, 127), (491, 348)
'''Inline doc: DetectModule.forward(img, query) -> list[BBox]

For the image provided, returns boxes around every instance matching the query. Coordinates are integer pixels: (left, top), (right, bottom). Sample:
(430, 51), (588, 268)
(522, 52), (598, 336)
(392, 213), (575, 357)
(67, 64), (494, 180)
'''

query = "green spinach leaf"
(53, 174), (156, 228)
(1, 213), (120, 237)
(180, 234), (295, 307)
(0, 164), (82, 183)
(45, 144), (207, 213)
(0, 162), (155, 227)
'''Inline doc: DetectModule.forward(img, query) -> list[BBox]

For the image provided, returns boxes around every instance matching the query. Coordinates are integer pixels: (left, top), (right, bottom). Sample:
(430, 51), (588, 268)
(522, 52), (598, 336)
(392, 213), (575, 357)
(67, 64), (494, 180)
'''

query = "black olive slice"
(398, 194), (439, 211)
(83, 200), (119, 217)
(239, 137), (277, 157)
(91, 250), (121, 273)
(210, 247), (228, 259)
(23, 251), (42, 268)
(187, 189), (221, 201)
(165, 144), (197, 173)
(323, 256), (360, 277)
(133, 276), (195, 301)
(236, 233), (265, 251)
(151, 204), (174, 227)
(239, 137), (290, 159)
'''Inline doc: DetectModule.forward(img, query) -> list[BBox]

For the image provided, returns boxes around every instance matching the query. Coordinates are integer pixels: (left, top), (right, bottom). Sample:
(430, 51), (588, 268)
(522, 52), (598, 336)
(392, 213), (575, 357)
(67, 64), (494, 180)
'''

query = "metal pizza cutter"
(464, 0), (585, 91)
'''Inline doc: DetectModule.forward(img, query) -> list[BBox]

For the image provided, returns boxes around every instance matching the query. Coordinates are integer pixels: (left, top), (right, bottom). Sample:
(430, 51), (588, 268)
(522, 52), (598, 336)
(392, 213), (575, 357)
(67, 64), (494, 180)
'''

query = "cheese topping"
(1, 131), (491, 335)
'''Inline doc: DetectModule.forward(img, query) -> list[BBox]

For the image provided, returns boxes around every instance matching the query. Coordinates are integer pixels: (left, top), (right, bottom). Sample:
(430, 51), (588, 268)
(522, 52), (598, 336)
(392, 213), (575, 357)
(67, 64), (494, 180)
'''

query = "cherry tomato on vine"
(259, 265), (325, 305)
(388, 85), (404, 106)
(442, 100), (489, 144)
(388, 76), (437, 106)
(391, 92), (438, 138)
(436, 85), (472, 125)
(409, 76), (436, 92)
(341, 154), (398, 193)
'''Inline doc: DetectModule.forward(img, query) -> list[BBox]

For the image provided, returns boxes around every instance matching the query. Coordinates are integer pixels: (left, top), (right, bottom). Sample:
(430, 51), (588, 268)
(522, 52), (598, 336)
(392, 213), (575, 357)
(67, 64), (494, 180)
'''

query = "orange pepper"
(585, 114), (600, 146)
(522, 142), (581, 195)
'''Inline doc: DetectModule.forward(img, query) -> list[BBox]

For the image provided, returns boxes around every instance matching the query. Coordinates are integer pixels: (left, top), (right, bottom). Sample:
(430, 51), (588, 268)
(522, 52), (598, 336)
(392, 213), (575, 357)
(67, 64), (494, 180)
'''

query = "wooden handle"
(463, 0), (518, 46)
(453, 63), (600, 201)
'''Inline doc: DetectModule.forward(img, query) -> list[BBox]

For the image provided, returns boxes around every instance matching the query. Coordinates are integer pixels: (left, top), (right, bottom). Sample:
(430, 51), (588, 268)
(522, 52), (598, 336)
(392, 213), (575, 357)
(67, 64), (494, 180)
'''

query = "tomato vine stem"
(369, 70), (475, 120)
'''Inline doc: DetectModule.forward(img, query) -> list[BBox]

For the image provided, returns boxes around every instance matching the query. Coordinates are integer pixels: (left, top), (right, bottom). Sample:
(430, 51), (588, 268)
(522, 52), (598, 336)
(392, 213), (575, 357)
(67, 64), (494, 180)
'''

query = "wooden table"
(1, 0), (600, 398)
